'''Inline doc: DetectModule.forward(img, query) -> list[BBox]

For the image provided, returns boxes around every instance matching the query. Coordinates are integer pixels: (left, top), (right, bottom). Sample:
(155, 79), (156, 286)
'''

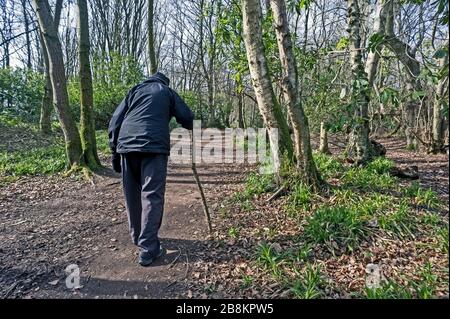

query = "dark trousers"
(121, 152), (168, 256)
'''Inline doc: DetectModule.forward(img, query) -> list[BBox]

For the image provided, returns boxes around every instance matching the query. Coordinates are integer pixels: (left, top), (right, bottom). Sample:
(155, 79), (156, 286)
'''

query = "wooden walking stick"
(191, 131), (213, 233)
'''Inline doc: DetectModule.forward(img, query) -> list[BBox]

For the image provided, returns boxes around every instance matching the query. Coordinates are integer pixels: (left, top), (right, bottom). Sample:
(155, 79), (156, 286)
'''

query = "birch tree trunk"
(242, 0), (293, 177)
(431, 39), (449, 153)
(270, 0), (321, 187)
(319, 122), (331, 155)
(346, 0), (373, 165)
(384, 0), (421, 150)
(33, 0), (83, 168)
(77, 0), (101, 168)
(365, 0), (390, 87)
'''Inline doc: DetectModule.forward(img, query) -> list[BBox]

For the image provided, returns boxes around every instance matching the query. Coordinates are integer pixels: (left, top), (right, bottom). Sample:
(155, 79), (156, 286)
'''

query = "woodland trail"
(0, 136), (448, 299)
(0, 161), (243, 299)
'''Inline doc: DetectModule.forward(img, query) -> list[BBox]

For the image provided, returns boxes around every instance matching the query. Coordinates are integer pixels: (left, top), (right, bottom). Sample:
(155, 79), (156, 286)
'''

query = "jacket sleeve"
(108, 95), (129, 153)
(170, 89), (195, 130)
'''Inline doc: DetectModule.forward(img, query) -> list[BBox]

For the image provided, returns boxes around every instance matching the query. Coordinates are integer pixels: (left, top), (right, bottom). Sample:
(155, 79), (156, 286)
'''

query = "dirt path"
(0, 159), (246, 299)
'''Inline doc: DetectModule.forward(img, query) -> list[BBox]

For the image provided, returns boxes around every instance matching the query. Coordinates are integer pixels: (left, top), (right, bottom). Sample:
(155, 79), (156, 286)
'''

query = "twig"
(1, 220), (27, 227)
(184, 252), (190, 279)
(3, 282), (19, 299)
(328, 141), (347, 148)
(169, 248), (182, 269)
(164, 252), (190, 291)
(266, 185), (287, 203)
(106, 181), (121, 187)
(191, 132), (213, 233)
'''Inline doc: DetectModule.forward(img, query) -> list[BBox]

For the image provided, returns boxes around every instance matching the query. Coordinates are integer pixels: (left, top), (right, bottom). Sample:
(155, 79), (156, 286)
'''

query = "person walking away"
(108, 72), (194, 267)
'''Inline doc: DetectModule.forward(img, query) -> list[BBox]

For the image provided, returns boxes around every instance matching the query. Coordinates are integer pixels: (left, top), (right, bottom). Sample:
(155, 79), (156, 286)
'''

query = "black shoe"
(138, 245), (166, 267)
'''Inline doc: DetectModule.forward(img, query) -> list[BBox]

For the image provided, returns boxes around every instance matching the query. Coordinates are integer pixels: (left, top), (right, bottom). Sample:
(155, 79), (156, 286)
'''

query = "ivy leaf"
(368, 33), (385, 53)
(336, 37), (349, 50)
(434, 48), (448, 59)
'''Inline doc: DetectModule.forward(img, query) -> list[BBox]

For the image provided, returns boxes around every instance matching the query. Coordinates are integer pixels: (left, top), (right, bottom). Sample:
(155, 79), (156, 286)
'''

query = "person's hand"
(112, 152), (121, 173)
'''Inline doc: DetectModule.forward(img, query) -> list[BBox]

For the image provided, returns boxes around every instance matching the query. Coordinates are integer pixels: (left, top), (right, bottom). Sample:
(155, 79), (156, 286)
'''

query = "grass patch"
(365, 157), (395, 174)
(437, 226), (449, 254)
(256, 242), (283, 278)
(313, 152), (344, 179)
(365, 281), (413, 299)
(342, 167), (395, 191)
(228, 226), (241, 239)
(240, 274), (254, 290)
(274, 243), (313, 265)
(377, 200), (417, 238)
(0, 143), (66, 176)
(404, 182), (442, 209)
(285, 183), (312, 216)
(304, 206), (369, 252)
(365, 263), (440, 299)
(290, 264), (324, 299)
(96, 130), (111, 155)
(239, 172), (276, 200)
(0, 130), (110, 177)
(353, 193), (394, 215)
(255, 242), (325, 298)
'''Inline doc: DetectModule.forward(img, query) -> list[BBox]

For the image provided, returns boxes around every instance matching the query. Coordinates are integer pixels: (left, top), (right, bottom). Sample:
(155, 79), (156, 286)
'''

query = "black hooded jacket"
(108, 72), (194, 155)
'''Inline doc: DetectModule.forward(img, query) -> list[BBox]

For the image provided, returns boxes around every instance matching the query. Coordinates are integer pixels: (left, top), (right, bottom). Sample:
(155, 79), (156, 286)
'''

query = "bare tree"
(39, 0), (62, 134)
(32, 0), (83, 168)
(346, 0), (373, 165)
(431, 38), (449, 153)
(148, 0), (157, 74)
(270, 0), (321, 187)
(77, 0), (101, 168)
(242, 0), (293, 177)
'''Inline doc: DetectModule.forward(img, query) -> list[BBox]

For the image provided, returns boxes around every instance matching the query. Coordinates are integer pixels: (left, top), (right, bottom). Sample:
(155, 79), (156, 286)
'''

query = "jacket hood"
(145, 72), (170, 86)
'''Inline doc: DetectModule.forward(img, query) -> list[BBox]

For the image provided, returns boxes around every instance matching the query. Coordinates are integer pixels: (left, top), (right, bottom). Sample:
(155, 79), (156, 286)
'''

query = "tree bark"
(431, 39), (449, 153)
(365, 0), (390, 88)
(242, 0), (294, 177)
(33, 0), (83, 168)
(346, 0), (373, 165)
(39, 33), (53, 134)
(38, 0), (63, 134)
(384, 0), (421, 150)
(21, 0), (32, 69)
(148, 0), (157, 74)
(77, 0), (101, 168)
(319, 122), (331, 155)
(270, 0), (321, 187)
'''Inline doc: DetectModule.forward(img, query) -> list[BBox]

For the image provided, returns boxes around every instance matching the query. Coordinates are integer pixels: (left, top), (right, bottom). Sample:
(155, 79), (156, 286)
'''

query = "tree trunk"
(384, 0), (421, 150)
(148, 0), (157, 74)
(21, 0), (32, 69)
(38, 0), (63, 134)
(39, 36), (53, 134)
(33, 0), (83, 168)
(319, 122), (331, 155)
(431, 39), (449, 153)
(238, 92), (245, 129)
(270, 0), (321, 188)
(77, 0), (101, 169)
(365, 0), (390, 87)
(242, 0), (294, 177)
(346, 0), (373, 165)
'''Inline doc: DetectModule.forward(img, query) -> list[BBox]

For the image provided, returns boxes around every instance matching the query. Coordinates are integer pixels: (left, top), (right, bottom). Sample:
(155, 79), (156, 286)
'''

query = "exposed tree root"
(63, 164), (96, 186)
